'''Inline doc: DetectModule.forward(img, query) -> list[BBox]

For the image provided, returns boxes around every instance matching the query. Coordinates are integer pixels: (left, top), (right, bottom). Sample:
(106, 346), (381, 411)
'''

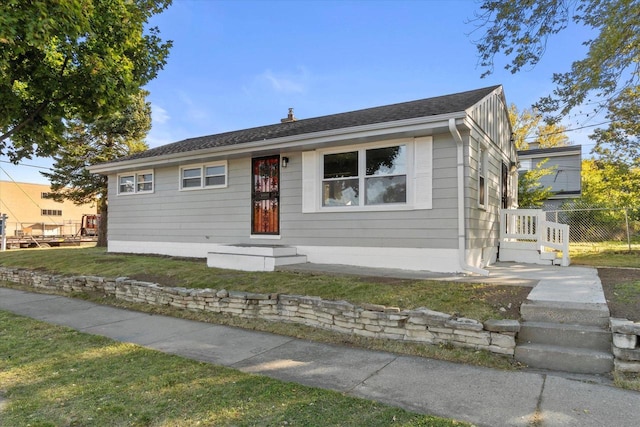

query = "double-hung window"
(180, 161), (227, 190)
(181, 167), (202, 188)
(118, 170), (154, 195)
(478, 145), (487, 208)
(322, 144), (407, 207)
(136, 172), (153, 192)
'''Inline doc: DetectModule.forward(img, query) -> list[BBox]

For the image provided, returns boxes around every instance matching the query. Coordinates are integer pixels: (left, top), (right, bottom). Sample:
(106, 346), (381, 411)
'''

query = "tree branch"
(0, 101), (50, 145)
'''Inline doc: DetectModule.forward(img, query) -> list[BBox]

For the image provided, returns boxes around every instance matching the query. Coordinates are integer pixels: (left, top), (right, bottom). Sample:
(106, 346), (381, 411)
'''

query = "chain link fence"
(544, 202), (640, 250)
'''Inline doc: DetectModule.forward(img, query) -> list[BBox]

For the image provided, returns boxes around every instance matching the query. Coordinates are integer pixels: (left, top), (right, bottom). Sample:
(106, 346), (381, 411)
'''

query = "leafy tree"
(471, 0), (640, 166)
(41, 92), (151, 246)
(579, 159), (640, 211)
(517, 159), (556, 208)
(0, 0), (172, 162)
(560, 159), (640, 241)
(508, 104), (569, 150)
(591, 86), (640, 167)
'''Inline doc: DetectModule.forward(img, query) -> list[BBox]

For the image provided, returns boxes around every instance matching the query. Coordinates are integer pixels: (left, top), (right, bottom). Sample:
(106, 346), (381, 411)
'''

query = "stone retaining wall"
(0, 267), (520, 356)
(610, 318), (640, 373)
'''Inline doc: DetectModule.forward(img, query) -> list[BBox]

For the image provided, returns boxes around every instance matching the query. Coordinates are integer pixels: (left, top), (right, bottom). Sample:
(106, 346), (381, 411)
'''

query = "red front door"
(252, 156), (280, 235)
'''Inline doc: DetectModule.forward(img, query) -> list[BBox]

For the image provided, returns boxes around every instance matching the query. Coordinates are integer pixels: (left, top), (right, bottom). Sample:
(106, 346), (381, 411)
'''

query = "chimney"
(281, 108), (296, 123)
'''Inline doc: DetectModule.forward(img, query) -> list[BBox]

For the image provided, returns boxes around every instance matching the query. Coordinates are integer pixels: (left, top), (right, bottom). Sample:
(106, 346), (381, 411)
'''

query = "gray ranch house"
(90, 85), (519, 274)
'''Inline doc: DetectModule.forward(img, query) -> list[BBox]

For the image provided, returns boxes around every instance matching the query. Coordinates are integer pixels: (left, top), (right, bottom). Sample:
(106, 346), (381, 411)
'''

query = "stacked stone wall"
(0, 267), (518, 356)
(610, 318), (640, 373)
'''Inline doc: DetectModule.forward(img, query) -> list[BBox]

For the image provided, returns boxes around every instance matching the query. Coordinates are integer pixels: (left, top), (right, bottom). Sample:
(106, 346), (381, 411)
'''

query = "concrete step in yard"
(520, 300), (610, 327)
(539, 251), (563, 266)
(517, 298), (614, 374)
(518, 321), (612, 352)
(207, 245), (307, 272)
(515, 343), (614, 374)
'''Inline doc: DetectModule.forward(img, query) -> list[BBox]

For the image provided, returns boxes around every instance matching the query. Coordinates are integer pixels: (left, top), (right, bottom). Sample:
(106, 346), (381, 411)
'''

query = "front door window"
(252, 156), (280, 235)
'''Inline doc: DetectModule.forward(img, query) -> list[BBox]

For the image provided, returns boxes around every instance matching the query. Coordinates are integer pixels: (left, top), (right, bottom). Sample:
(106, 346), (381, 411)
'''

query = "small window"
(182, 167), (202, 188)
(137, 173), (153, 192)
(118, 171), (154, 195)
(205, 165), (226, 186)
(41, 209), (62, 216)
(119, 175), (135, 194)
(478, 146), (487, 208)
(180, 162), (227, 190)
(41, 192), (50, 199)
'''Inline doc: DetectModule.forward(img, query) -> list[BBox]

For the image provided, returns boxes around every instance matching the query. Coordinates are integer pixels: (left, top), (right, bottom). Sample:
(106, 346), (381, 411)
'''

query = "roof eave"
(89, 111), (467, 174)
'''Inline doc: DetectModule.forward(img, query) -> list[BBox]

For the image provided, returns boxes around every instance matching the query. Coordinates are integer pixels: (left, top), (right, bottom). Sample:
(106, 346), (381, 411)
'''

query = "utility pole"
(1, 213), (7, 251)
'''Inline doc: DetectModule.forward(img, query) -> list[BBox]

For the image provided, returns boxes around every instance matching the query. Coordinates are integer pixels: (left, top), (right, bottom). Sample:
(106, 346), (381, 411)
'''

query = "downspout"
(448, 118), (489, 276)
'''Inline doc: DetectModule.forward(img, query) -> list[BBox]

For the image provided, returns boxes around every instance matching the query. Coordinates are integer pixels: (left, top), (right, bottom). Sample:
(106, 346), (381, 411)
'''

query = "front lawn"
(571, 242), (640, 268)
(0, 311), (466, 426)
(0, 246), (527, 322)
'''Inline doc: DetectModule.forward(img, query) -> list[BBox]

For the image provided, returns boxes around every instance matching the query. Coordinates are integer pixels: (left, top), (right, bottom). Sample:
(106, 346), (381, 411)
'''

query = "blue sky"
(2, 0), (599, 184)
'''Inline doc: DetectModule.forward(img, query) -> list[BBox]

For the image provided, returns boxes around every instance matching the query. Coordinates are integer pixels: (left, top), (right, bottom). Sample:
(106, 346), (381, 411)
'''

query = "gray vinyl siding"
(532, 154), (581, 194)
(106, 90), (514, 256)
(107, 134), (461, 250)
(279, 135), (458, 249)
(108, 159), (252, 244)
(465, 132), (506, 251)
(469, 89), (512, 156)
(463, 90), (515, 253)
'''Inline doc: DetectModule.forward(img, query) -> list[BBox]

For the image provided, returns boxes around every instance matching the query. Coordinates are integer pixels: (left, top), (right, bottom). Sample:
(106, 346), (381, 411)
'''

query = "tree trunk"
(97, 198), (108, 247)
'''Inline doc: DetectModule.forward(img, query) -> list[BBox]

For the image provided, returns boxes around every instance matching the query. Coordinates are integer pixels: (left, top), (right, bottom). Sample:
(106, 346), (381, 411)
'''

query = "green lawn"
(0, 246), (521, 321)
(0, 311), (467, 426)
(571, 241), (640, 268)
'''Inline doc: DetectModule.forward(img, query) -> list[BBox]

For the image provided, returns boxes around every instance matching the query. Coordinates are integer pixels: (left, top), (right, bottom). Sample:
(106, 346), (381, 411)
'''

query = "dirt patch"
(474, 284), (532, 319)
(598, 268), (640, 322)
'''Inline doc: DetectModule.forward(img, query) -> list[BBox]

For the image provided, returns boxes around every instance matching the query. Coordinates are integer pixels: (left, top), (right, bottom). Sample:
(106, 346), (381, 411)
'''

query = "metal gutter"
(448, 118), (490, 276)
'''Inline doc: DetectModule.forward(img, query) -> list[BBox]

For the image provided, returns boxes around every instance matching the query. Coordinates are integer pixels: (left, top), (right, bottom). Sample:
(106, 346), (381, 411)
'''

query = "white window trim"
(302, 137), (432, 213)
(179, 161), (228, 191)
(478, 142), (488, 209)
(117, 170), (154, 195)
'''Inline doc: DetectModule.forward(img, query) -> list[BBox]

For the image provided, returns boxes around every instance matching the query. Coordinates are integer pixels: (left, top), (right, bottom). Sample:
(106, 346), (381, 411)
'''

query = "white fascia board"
(517, 149), (582, 160)
(89, 112), (466, 174)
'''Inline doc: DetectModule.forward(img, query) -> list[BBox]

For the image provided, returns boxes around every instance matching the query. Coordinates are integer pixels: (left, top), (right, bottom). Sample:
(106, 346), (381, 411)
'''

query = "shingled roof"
(114, 85), (501, 163)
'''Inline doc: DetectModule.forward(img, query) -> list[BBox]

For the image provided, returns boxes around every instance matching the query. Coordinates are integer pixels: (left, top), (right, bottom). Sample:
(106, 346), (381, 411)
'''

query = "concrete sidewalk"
(1, 283), (638, 427)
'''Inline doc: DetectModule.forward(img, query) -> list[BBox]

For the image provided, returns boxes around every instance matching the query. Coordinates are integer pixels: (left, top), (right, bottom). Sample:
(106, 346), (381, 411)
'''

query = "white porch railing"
(500, 209), (570, 266)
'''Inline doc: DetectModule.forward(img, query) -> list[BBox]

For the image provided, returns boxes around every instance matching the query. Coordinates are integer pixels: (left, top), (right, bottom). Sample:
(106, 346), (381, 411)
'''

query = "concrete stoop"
(516, 300), (614, 374)
(515, 344), (614, 374)
(207, 245), (307, 272)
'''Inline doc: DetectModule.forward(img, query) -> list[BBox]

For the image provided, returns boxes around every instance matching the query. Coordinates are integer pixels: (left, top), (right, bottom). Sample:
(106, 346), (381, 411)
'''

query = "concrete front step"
(518, 321), (611, 352)
(210, 244), (299, 257)
(520, 300), (610, 327)
(515, 343), (614, 374)
(540, 251), (567, 266)
(207, 245), (307, 272)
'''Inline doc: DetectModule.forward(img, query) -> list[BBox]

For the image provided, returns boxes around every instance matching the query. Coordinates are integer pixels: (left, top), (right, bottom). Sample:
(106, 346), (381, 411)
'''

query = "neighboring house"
(517, 144), (582, 210)
(89, 85), (517, 274)
(0, 180), (96, 236)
